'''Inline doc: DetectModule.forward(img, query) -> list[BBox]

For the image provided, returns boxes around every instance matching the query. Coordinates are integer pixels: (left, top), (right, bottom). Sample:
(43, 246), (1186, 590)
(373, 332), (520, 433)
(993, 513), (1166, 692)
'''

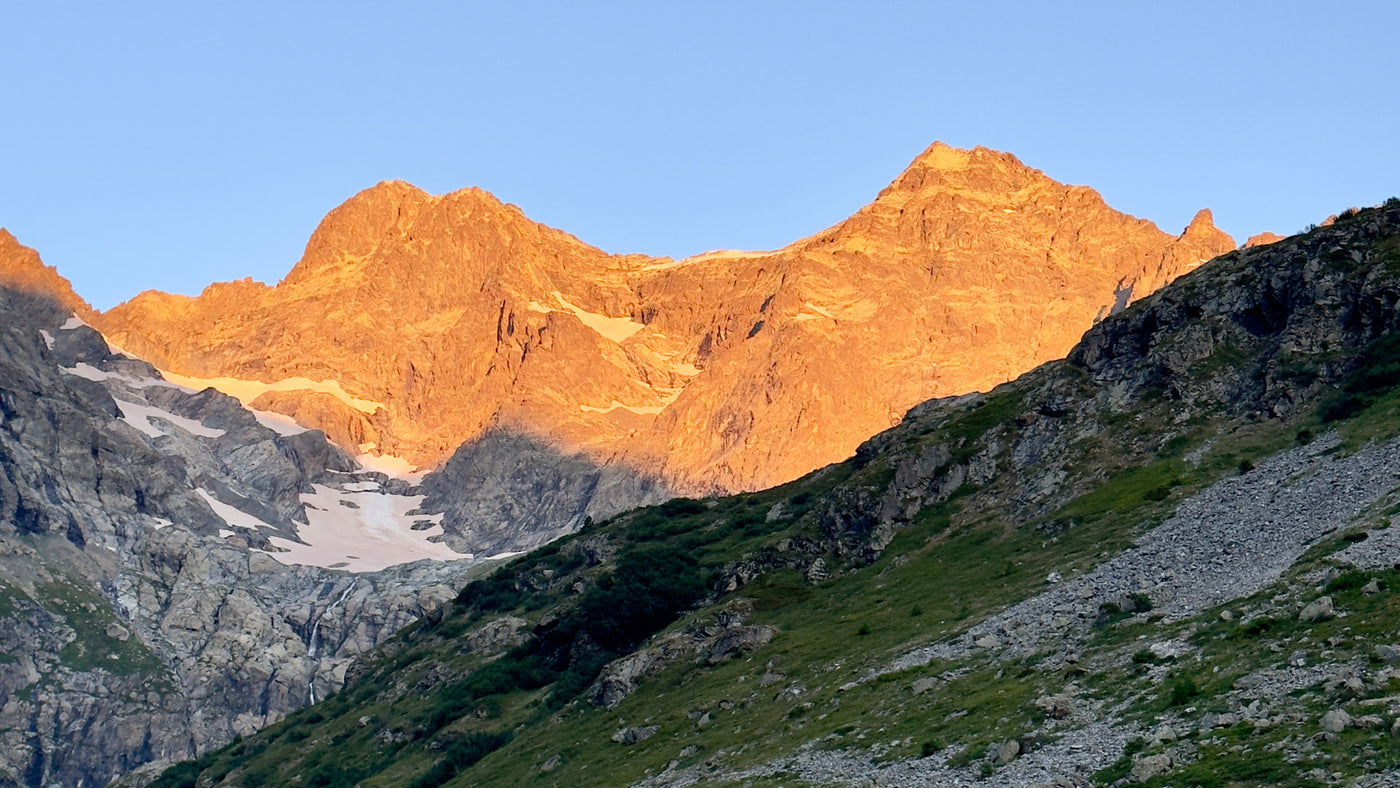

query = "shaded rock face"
(0, 288), (471, 787)
(419, 430), (671, 557)
(90, 143), (1234, 504)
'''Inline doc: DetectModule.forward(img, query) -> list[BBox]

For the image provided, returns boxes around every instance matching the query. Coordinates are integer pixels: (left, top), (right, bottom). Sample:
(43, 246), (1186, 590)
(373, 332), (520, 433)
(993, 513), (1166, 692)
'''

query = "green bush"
(1321, 331), (1400, 422)
(577, 543), (706, 653)
(1168, 676), (1200, 706)
(408, 731), (511, 788)
(1326, 569), (1374, 593)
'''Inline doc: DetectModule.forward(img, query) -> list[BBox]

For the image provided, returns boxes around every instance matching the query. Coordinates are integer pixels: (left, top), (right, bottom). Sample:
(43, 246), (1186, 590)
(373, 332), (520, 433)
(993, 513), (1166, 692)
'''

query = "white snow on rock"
(40, 329), (54, 348)
(157, 370), (386, 414)
(59, 316), (87, 331)
(61, 362), (169, 388)
(261, 484), (462, 572)
(251, 410), (308, 436)
(354, 450), (427, 481)
(528, 291), (645, 342)
(196, 489), (272, 531)
(115, 399), (226, 439)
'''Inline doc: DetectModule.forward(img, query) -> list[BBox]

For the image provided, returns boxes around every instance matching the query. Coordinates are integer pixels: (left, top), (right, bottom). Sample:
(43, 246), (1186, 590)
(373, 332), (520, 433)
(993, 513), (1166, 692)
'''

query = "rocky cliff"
(93, 144), (1234, 505)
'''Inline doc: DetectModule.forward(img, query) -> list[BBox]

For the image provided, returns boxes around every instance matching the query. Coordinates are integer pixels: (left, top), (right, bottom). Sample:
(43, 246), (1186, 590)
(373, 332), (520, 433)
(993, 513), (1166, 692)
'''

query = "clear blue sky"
(3, 1), (1397, 310)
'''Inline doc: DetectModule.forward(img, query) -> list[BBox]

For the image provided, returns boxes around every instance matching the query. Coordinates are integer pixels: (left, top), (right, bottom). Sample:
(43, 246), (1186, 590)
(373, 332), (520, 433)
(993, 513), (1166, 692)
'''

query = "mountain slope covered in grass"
(154, 200), (1400, 786)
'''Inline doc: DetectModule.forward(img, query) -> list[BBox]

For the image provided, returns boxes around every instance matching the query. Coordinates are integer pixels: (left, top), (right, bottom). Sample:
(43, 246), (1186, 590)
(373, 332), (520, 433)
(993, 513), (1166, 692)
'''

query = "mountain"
(155, 200), (1400, 786)
(93, 144), (1233, 509)
(0, 143), (1238, 786)
(0, 280), (482, 787)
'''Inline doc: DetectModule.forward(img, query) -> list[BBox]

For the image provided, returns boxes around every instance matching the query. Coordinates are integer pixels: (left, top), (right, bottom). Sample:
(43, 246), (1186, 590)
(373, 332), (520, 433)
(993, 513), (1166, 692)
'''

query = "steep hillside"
(159, 202), (1400, 787)
(93, 144), (1232, 509)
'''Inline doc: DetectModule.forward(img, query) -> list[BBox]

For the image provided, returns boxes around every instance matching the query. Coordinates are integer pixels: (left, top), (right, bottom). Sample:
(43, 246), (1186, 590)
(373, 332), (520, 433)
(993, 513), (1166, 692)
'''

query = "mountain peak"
(0, 229), (95, 320)
(1180, 207), (1235, 249)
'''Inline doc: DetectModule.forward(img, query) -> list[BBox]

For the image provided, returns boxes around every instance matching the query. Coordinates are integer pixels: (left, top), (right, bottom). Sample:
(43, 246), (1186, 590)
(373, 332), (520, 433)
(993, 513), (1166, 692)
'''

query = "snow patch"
(62, 362), (110, 382)
(196, 489), (272, 531)
(115, 399), (226, 439)
(579, 400), (668, 416)
(39, 330), (54, 349)
(59, 316), (87, 331)
(579, 387), (682, 416)
(157, 371), (386, 414)
(260, 484), (461, 572)
(640, 248), (778, 271)
(148, 517), (173, 530)
(530, 291), (645, 343)
(354, 450), (427, 481)
(251, 410), (308, 436)
(61, 363), (169, 389)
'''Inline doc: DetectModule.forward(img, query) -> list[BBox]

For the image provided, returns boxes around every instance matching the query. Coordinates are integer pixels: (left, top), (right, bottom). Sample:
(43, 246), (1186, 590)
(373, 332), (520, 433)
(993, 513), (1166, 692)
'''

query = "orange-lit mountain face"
(48, 143), (1233, 495)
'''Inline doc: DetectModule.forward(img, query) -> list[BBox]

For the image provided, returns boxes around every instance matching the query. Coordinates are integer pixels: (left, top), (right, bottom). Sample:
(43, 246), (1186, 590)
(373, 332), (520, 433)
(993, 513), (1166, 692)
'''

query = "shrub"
(1127, 592), (1154, 613)
(1238, 458), (1255, 474)
(1168, 676), (1200, 706)
(577, 543), (706, 653)
(660, 497), (707, 517)
(1237, 616), (1279, 638)
(1326, 569), (1372, 592)
(409, 732), (511, 788)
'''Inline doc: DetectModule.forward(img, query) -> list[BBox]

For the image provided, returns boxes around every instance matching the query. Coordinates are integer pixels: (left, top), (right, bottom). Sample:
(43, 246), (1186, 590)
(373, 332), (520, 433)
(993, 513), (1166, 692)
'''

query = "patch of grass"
(41, 578), (163, 676)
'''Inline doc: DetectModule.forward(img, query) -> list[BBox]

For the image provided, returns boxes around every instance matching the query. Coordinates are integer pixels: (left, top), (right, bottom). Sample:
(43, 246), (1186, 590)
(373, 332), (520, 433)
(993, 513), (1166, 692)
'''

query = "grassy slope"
(155, 202), (1400, 787)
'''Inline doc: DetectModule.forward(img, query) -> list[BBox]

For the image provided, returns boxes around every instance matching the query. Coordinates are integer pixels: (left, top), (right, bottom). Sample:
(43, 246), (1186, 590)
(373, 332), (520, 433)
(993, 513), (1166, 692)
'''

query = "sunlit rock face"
(92, 143), (1234, 496)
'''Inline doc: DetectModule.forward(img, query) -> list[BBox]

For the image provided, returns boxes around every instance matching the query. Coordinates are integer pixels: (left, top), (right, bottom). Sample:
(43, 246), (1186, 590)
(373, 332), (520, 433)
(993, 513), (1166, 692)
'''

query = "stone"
(705, 626), (776, 665)
(1321, 708), (1353, 733)
(1299, 596), (1335, 622)
(611, 725), (659, 745)
(911, 677), (939, 695)
(1033, 693), (1075, 720)
(988, 739), (1020, 766)
(1150, 723), (1178, 745)
(1130, 753), (1174, 782)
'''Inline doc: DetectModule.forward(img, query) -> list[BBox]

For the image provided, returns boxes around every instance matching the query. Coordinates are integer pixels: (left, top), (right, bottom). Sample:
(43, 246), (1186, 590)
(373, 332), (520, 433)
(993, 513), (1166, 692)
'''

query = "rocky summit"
(92, 143), (1233, 504)
(144, 202), (1400, 787)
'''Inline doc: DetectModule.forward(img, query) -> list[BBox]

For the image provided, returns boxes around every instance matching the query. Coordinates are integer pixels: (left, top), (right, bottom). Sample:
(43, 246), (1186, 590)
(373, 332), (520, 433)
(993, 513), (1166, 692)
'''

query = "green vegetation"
(40, 578), (163, 676)
(1320, 331), (1400, 423)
